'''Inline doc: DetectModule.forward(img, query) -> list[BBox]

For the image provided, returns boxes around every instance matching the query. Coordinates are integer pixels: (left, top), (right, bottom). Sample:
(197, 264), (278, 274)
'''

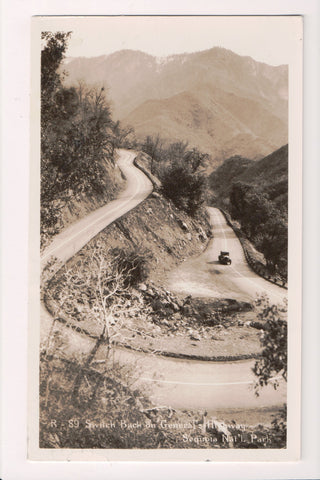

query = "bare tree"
(43, 241), (150, 403)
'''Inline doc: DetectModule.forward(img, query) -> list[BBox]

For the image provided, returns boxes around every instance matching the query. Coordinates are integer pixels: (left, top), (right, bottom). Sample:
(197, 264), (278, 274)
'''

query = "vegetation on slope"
(209, 145), (288, 279)
(139, 136), (209, 216)
(41, 32), (131, 248)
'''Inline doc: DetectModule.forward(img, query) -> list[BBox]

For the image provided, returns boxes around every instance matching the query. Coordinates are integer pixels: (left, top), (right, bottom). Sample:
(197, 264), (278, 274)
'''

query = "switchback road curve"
(167, 207), (287, 306)
(40, 149), (152, 340)
(40, 150), (286, 414)
(41, 149), (153, 268)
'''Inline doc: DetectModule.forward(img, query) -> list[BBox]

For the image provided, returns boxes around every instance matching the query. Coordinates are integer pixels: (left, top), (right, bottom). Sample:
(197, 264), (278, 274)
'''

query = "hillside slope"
(209, 144), (288, 209)
(124, 85), (286, 165)
(208, 144), (288, 279)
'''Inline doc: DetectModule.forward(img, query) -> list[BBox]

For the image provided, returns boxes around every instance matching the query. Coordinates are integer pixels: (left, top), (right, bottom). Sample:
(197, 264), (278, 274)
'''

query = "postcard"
(28, 15), (302, 461)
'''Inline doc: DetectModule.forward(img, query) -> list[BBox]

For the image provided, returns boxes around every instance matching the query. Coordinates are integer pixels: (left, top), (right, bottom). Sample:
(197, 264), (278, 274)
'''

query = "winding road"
(40, 149), (152, 340)
(167, 207), (286, 306)
(41, 149), (153, 268)
(41, 149), (287, 419)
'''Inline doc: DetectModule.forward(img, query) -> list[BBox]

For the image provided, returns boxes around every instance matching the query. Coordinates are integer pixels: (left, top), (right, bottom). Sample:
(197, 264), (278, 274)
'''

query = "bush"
(41, 33), (130, 245)
(110, 247), (151, 287)
(160, 166), (206, 216)
(229, 182), (288, 278)
(253, 296), (287, 390)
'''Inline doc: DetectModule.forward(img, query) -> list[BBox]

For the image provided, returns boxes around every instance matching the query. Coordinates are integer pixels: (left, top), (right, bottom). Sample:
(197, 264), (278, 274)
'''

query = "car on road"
(218, 251), (232, 265)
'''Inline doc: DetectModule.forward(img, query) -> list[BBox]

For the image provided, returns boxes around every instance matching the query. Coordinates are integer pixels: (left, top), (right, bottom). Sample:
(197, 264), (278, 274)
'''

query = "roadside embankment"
(219, 209), (288, 289)
(133, 152), (162, 189)
(41, 160), (126, 252)
(46, 198), (263, 361)
(43, 152), (263, 362)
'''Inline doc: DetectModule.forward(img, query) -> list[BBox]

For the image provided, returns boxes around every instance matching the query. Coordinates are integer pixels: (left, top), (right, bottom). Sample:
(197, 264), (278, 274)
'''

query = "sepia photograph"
(28, 15), (302, 461)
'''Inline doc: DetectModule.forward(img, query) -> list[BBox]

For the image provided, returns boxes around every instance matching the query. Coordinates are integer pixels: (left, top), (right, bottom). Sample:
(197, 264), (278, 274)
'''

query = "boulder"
(171, 302), (180, 312)
(211, 420), (231, 438)
(161, 319), (170, 327)
(178, 220), (188, 231)
(151, 191), (161, 199)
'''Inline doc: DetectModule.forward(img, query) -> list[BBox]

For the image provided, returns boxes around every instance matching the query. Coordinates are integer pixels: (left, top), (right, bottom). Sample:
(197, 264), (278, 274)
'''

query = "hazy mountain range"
(62, 47), (288, 166)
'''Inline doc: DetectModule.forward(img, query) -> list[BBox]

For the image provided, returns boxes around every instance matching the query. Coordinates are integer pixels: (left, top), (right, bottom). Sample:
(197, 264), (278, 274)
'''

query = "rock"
(175, 299), (184, 308)
(211, 420), (231, 437)
(245, 321), (252, 327)
(172, 302), (180, 312)
(190, 333), (201, 341)
(178, 220), (188, 231)
(152, 299), (164, 311)
(151, 191), (161, 199)
(161, 319), (170, 327)
(138, 283), (147, 291)
(183, 306), (193, 316)
(186, 232), (192, 241)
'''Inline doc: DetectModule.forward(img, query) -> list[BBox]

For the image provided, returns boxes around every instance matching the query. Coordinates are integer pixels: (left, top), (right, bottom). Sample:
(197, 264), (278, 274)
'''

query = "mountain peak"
(63, 46), (288, 164)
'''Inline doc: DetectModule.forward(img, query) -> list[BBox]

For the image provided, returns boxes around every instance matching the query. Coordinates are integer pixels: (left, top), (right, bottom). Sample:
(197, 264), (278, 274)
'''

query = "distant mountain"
(208, 144), (288, 210)
(63, 47), (288, 165)
(124, 85), (286, 166)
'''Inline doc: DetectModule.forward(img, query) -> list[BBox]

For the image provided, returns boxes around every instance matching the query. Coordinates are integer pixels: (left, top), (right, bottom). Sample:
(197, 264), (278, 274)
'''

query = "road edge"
(218, 208), (288, 290)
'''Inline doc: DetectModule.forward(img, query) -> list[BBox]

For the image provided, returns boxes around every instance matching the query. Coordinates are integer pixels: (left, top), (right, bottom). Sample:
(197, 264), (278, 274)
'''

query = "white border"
(1, 0), (319, 478)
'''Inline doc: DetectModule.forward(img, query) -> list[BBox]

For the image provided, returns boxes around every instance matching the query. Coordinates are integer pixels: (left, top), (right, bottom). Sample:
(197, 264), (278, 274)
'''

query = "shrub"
(253, 295), (287, 391)
(110, 247), (151, 287)
(160, 166), (206, 216)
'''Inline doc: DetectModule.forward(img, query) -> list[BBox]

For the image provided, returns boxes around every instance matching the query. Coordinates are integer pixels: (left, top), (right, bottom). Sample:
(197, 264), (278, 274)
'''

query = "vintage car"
(218, 251), (232, 265)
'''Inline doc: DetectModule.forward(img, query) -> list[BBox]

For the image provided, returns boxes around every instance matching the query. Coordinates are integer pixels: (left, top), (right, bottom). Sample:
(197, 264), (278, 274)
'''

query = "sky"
(36, 15), (302, 66)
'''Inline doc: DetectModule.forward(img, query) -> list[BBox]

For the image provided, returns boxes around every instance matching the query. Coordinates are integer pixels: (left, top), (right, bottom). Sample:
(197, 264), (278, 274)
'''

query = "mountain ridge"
(62, 46), (288, 165)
